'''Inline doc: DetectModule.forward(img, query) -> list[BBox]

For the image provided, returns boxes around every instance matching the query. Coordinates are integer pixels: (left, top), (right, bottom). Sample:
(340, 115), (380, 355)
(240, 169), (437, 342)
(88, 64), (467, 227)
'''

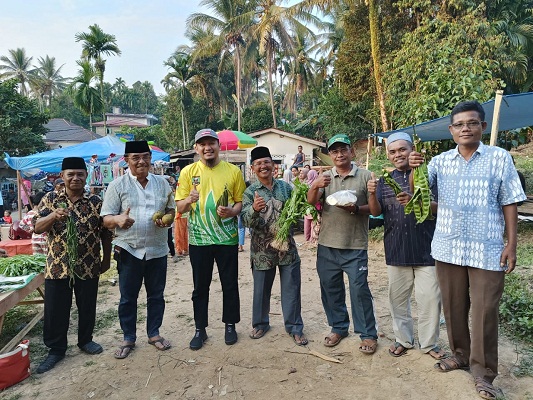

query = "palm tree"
(187, 0), (254, 131)
(68, 60), (103, 133)
(75, 24), (121, 133)
(244, 0), (322, 128)
(0, 48), (34, 96)
(31, 55), (67, 110)
(163, 51), (197, 149)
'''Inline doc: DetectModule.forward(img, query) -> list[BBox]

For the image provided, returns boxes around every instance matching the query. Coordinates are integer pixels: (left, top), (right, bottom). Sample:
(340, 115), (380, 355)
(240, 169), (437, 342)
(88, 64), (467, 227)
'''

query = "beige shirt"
(318, 164), (371, 250)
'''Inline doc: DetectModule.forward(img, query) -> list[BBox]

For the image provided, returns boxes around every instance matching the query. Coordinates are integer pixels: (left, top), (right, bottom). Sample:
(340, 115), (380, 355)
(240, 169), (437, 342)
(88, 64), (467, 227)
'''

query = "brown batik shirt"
(33, 191), (110, 280)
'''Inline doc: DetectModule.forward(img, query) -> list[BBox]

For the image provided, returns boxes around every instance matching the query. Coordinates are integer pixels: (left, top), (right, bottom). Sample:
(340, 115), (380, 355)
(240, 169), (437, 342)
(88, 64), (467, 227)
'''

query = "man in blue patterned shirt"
(241, 146), (308, 346)
(410, 101), (526, 400)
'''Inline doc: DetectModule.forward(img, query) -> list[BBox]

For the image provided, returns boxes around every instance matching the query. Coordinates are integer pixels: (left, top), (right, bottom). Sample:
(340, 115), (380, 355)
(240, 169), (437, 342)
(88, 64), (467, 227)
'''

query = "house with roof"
(44, 118), (102, 149)
(92, 107), (158, 136)
(247, 128), (326, 168)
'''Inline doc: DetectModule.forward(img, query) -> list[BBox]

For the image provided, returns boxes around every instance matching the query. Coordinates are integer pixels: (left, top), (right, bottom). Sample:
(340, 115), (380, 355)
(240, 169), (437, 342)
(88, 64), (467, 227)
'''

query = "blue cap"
(387, 132), (412, 146)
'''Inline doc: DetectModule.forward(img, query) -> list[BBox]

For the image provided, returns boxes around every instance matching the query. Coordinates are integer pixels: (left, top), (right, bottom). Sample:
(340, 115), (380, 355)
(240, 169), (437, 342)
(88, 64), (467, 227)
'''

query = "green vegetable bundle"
(272, 179), (317, 251)
(58, 202), (83, 285)
(382, 169), (403, 195)
(404, 134), (434, 223)
(0, 254), (46, 277)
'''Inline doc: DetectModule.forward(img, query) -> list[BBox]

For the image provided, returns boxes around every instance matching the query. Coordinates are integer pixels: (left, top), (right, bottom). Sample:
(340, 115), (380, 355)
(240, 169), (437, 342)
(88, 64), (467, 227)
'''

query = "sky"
(0, 0), (209, 95)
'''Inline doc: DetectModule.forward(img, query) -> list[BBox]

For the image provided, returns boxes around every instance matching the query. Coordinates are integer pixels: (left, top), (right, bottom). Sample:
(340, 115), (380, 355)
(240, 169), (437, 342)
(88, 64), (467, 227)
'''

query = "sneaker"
(225, 324), (238, 345)
(189, 329), (208, 350)
(36, 354), (65, 374)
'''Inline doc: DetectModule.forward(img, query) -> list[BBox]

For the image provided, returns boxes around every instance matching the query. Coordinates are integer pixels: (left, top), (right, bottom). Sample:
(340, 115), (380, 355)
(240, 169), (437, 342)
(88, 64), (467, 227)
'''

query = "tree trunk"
(180, 89), (187, 150)
(100, 74), (107, 135)
(368, 0), (389, 132)
(235, 45), (242, 132)
(267, 47), (277, 128)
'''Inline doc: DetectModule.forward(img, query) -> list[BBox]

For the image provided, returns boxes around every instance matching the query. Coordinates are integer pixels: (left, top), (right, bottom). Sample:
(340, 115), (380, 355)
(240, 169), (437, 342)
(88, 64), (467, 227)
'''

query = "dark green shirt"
(241, 179), (300, 270)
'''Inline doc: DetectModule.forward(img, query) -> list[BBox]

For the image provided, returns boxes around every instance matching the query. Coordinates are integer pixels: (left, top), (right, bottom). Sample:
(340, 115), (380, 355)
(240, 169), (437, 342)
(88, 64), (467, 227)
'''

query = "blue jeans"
(238, 215), (245, 246)
(316, 245), (377, 340)
(118, 250), (167, 342)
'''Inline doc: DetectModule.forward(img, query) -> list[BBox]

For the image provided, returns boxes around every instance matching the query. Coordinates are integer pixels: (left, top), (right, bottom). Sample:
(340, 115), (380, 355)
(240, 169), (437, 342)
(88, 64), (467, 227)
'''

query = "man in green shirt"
(241, 146), (308, 345)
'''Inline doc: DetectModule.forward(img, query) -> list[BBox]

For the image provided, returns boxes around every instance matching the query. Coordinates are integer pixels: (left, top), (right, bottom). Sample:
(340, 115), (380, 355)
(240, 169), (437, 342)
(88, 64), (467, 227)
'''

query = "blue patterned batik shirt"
(428, 143), (526, 271)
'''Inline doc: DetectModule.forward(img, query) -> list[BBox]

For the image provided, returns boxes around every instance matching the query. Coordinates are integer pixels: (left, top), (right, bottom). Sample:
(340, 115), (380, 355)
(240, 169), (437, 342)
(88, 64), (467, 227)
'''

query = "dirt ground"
(3, 235), (533, 400)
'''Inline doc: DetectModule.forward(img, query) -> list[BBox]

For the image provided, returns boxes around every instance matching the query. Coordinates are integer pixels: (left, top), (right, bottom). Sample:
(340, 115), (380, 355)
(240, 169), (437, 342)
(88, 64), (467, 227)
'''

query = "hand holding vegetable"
(252, 191), (266, 212)
(396, 192), (412, 205)
(54, 206), (70, 222)
(408, 151), (425, 168)
(116, 207), (135, 230)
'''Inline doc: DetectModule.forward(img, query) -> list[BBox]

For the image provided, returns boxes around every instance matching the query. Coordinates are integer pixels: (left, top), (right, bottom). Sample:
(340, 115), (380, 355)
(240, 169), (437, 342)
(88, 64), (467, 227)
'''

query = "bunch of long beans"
(58, 202), (82, 285)
(404, 134), (434, 223)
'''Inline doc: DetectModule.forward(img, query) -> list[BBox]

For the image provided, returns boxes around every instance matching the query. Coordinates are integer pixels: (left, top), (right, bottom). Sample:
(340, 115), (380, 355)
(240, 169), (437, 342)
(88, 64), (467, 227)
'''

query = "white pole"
(490, 90), (504, 146)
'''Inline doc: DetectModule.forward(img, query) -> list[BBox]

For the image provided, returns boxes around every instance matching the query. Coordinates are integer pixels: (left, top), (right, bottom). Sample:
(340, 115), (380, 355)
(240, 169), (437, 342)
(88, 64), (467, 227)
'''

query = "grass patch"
(517, 244), (533, 267)
(512, 349), (533, 378)
(0, 305), (43, 350)
(368, 226), (384, 242)
(94, 308), (118, 332)
(500, 272), (533, 344)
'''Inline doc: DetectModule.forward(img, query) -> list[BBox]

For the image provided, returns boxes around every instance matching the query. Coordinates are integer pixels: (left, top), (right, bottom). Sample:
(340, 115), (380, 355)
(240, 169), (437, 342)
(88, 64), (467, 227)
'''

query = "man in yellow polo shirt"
(176, 129), (246, 350)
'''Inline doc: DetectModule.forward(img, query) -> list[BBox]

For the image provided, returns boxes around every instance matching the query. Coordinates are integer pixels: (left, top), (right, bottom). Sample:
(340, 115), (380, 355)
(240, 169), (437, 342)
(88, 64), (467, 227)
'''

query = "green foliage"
(120, 125), (174, 153)
(368, 225), (384, 242)
(512, 349), (533, 378)
(49, 90), (90, 128)
(0, 79), (48, 156)
(499, 272), (533, 343)
(383, 9), (505, 128)
(517, 244), (533, 267)
(514, 154), (533, 196)
(242, 102), (274, 132)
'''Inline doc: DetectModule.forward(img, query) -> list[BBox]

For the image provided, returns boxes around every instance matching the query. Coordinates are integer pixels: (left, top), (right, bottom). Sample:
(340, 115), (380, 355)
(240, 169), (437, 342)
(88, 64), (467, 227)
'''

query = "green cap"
(327, 134), (351, 149)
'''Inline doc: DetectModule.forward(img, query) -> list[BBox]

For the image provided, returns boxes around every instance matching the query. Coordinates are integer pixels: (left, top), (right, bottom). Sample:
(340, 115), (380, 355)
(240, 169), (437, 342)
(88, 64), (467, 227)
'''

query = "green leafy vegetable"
(0, 254), (47, 277)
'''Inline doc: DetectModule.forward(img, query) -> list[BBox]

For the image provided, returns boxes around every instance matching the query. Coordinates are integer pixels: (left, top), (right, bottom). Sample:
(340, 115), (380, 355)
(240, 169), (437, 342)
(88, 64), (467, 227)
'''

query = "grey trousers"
(388, 265), (441, 352)
(252, 259), (304, 335)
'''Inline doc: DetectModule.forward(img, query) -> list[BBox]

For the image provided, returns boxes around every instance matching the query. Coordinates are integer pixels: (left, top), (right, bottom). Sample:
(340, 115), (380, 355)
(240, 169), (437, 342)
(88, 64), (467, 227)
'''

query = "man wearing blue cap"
(307, 134), (381, 354)
(367, 132), (445, 360)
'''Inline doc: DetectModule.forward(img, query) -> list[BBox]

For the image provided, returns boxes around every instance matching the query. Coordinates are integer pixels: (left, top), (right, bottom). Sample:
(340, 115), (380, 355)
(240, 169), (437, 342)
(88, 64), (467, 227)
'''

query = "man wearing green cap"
(307, 134), (380, 354)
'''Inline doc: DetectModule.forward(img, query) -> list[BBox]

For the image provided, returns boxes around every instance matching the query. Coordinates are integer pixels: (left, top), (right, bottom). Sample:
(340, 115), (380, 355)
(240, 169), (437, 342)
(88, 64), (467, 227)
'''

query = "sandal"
(148, 337), (171, 351)
(249, 326), (270, 339)
(290, 333), (308, 346)
(434, 355), (469, 372)
(114, 343), (135, 359)
(428, 346), (447, 360)
(323, 332), (347, 347)
(474, 377), (503, 400)
(389, 342), (408, 357)
(359, 338), (378, 354)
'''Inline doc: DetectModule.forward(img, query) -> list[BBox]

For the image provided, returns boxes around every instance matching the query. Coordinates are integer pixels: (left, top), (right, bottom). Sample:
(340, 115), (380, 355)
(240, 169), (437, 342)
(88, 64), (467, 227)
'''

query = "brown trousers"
(174, 217), (188, 255)
(436, 261), (505, 382)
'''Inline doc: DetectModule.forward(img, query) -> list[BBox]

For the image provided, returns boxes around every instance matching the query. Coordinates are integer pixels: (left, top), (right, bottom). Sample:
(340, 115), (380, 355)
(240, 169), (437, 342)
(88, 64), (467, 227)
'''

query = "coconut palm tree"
(163, 51), (197, 149)
(187, 0), (255, 131)
(243, 0), (322, 128)
(68, 60), (103, 133)
(30, 55), (67, 110)
(0, 48), (34, 96)
(75, 24), (121, 133)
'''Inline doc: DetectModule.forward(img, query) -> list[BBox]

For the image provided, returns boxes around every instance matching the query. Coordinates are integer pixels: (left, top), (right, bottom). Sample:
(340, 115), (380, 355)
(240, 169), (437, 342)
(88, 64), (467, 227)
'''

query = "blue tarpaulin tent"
(378, 92), (533, 141)
(5, 135), (170, 173)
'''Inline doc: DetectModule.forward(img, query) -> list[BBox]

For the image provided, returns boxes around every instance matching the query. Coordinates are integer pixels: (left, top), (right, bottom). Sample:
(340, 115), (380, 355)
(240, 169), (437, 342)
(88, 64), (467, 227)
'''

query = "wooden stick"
(145, 372), (152, 387)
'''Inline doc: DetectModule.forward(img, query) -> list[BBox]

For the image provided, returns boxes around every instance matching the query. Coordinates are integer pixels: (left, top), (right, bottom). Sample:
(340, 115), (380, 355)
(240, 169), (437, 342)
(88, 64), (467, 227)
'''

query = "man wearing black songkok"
(33, 157), (112, 373)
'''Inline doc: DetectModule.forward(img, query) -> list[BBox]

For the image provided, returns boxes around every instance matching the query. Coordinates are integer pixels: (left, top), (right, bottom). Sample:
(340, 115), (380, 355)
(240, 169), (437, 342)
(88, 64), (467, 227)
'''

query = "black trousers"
(43, 277), (99, 356)
(167, 228), (175, 256)
(189, 244), (240, 329)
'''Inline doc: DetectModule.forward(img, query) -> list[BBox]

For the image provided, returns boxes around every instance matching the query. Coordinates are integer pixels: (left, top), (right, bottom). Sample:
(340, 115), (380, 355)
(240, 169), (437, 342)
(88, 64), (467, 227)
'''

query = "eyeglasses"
(451, 121), (482, 130)
(253, 160), (272, 167)
(329, 147), (350, 156)
(128, 154), (151, 163)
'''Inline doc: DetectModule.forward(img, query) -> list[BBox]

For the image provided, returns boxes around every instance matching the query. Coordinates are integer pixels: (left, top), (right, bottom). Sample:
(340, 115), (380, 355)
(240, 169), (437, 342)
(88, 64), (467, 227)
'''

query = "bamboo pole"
(490, 90), (504, 146)
(365, 134), (372, 170)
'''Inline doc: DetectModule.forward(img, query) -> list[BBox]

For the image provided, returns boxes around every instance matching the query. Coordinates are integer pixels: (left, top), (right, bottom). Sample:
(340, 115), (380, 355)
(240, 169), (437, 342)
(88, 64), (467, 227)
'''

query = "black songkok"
(61, 157), (87, 171)
(125, 140), (151, 154)
(250, 146), (272, 163)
